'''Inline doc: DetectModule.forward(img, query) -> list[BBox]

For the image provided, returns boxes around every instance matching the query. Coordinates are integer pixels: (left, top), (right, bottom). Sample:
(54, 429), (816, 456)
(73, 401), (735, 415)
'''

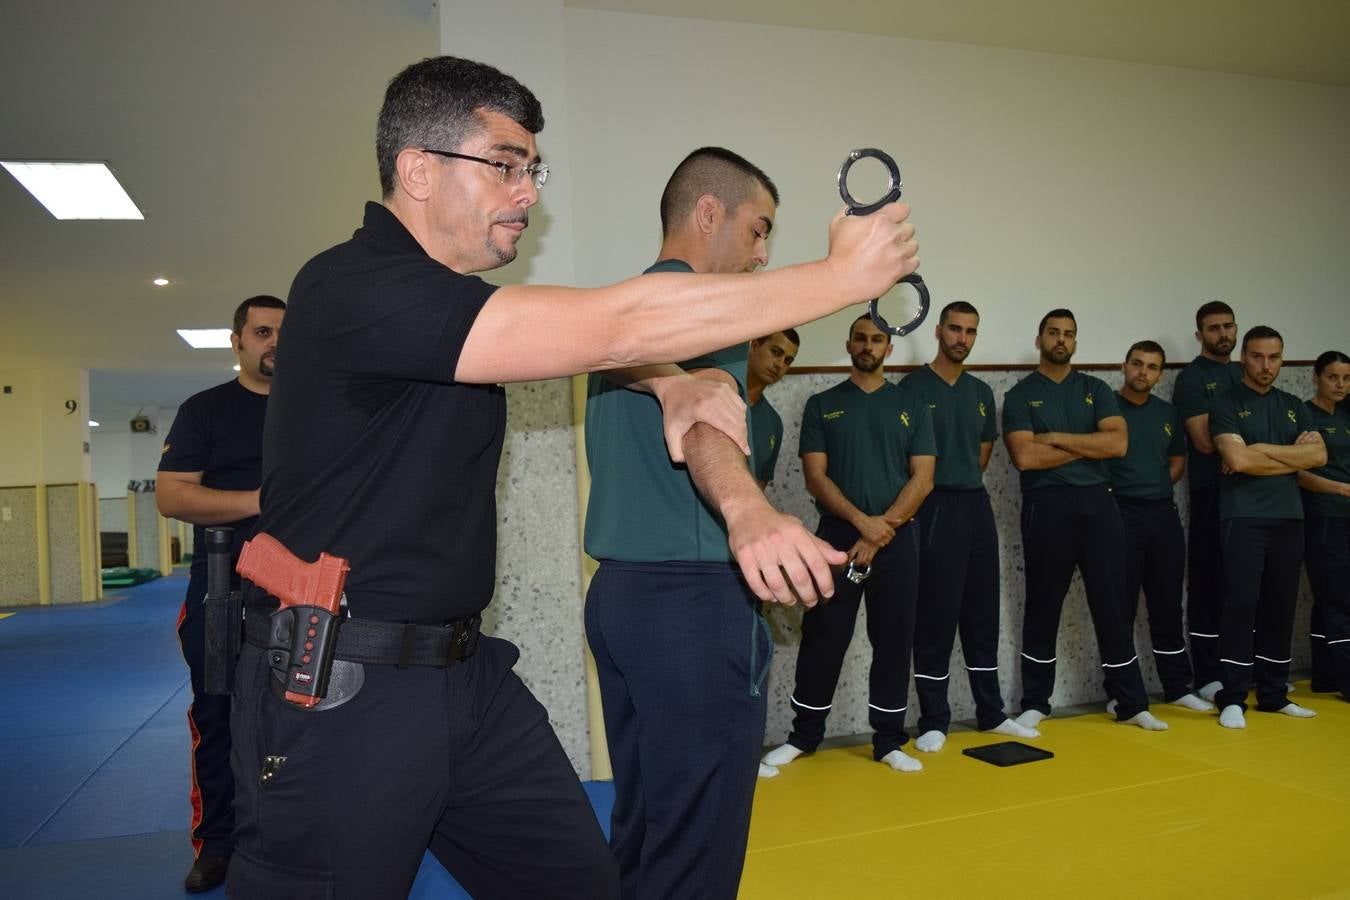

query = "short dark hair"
(1195, 300), (1235, 330)
(1241, 325), (1282, 352)
(849, 313), (891, 344)
(233, 295), (286, 335)
(1313, 350), (1350, 376)
(1038, 308), (1076, 335)
(939, 300), (979, 325)
(779, 327), (801, 349)
(1125, 339), (1166, 365)
(659, 147), (780, 237)
(376, 56), (544, 198)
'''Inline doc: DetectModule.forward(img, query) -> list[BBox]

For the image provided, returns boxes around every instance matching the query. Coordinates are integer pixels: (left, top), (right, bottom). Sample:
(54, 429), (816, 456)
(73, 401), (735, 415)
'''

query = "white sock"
(757, 762), (780, 778)
(880, 749), (923, 772)
(1171, 693), (1215, 712)
(1277, 702), (1316, 718)
(1014, 709), (1048, 730)
(1219, 705), (1245, 729)
(1105, 699), (1118, 715)
(1122, 710), (1168, 731)
(985, 718), (1040, 739)
(914, 730), (946, 753)
(1197, 680), (1222, 702)
(762, 743), (804, 767)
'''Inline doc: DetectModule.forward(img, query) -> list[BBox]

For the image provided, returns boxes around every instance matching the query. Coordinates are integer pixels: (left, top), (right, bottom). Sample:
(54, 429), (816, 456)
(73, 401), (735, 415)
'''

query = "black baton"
(203, 526), (241, 695)
(837, 148), (930, 337)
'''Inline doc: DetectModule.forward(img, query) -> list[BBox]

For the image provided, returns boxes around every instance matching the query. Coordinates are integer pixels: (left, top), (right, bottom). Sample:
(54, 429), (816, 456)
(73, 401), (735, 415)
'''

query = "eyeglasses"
(423, 149), (549, 190)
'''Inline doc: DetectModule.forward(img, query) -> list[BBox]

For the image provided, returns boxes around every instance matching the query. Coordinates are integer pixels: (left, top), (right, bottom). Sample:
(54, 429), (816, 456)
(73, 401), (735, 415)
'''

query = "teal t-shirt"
(1172, 355), (1243, 490)
(749, 396), (784, 484)
(898, 365), (997, 490)
(1002, 370), (1122, 491)
(1301, 399), (1350, 519)
(798, 380), (936, 517)
(583, 259), (750, 562)
(1209, 382), (1313, 521)
(1108, 394), (1186, 500)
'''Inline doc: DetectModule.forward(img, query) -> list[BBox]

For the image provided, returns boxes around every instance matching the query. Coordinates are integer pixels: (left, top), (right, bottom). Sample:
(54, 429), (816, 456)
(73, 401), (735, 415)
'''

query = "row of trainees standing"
(759, 302), (1350, 778)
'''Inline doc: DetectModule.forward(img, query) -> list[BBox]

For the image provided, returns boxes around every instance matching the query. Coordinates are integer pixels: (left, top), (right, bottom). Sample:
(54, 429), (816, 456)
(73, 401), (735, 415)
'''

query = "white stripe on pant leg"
(1101, 656), (1139, 668)
(1190, 632), (1219, 639)
(1255, 654), (1292, 664)
(1020, 652), (1056, 664)
(1152, 647), (1187, 655)
(868, 703), (907, 713)
(790, 696), (831, 711)
(1327, 638), (1350, 645)
(965, 665), (998, 672)
(1219, 658), (1253, 666)
(914, 672), (949, 681)
(1310, 633), (1326, 639)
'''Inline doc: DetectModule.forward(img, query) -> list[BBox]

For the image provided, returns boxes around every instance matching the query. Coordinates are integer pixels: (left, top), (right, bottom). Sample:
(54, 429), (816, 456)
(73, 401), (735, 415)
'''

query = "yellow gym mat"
(743, 685), (1350, 899)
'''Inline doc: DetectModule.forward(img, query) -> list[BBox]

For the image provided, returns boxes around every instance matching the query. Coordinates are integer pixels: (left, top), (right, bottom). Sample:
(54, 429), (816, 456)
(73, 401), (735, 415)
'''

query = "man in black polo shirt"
(903, 301), (1038, 754)
(157, 294), (284, 893)
(1003, 309), (1166, 731)
(747, 329), (800, 488)
(1173, 300), (1243, 700)
(228, 57), (919, 898)
(1108, 340), (1212, 713)
(763, 314), (936, 774)
(1210, 326), (1325, 728)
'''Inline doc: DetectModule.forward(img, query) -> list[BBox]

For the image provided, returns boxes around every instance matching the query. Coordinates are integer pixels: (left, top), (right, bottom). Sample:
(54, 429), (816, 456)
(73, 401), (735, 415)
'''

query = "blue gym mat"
(0, 575), (614, 898)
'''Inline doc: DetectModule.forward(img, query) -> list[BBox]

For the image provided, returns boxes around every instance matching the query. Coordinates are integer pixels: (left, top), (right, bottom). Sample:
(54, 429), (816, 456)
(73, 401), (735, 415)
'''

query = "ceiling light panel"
(0, 161), (145, 220)
(176, 329), (234, 349)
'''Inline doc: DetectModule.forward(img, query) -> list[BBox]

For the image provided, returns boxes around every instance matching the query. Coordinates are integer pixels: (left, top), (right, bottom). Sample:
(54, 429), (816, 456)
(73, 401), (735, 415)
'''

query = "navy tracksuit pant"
(1018, 484), (1149, 719)
(913, 488), (1009, 733)
(1186, 485), (1225, 687)
(1117, 496), (1196, 701)
(176, 585), (234, 860)
(788, 516), (919, 760)
(585, 561), (769, 900)
(1215, 517), (1304, 712)
(1306, 516), (1350, 697)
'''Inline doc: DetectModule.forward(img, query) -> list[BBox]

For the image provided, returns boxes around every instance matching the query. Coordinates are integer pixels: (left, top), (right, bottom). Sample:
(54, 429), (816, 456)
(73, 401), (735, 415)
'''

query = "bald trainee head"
(659, 147), (780, 237)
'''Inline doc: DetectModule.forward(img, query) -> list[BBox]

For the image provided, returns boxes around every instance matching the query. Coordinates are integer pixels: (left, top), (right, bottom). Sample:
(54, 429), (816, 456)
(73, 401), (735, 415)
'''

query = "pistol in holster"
(236, 533), (354, 711)
(203, 526), (242, 696)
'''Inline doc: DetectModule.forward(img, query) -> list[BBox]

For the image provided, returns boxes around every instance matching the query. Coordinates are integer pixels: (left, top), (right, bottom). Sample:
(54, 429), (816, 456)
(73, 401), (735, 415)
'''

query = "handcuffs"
(837, 148), (929, 337)
(844, 560), (872, 584)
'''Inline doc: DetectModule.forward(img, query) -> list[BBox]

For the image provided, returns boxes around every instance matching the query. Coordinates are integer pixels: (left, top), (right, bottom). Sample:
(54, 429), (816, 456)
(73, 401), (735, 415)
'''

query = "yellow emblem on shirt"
(1029, 400), (1044, 408)
(1287, 409), (1298, 424)
(769, 435), (777, 450)
(1085, 394), (1094, 406)
(978, 401), (987, 417)
(1163, 423), (1173, 437)
(161, 443), (171, 455)
(823, 410), (845, 420)
(900, 411), (911, 428)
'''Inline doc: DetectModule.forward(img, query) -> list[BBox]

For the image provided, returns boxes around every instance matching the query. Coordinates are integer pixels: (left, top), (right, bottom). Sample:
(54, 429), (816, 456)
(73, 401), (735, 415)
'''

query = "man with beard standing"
(746, 329), (800, 488)
(763, 314), (936, 773)
(1109, 341), (1213, 713)
(1210, 326), (1324, 728)
(1173, 301), (1243, 700)
(1003, 310), (1166, 732)
(157, 294), (284, 892)
(903, 301), (1039, 753)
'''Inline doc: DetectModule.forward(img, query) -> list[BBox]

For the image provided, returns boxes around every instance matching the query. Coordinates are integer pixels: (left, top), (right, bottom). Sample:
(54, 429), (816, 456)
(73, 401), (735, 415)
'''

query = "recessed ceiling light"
(176, 328), (233, 349)
(152, 277), (170, 286)
(232, 364), (241, 372)
(1, 161), (145, 220)
(88, 420), (100, 427)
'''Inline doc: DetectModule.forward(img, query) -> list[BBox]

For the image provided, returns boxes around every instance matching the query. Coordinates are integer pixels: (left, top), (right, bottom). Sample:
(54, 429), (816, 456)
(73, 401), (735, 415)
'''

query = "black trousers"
(1117, 496), (1196, 701)
(227, 636), (617, 900)
(913, 488), (1008, 733)
(1215, 517), (1304, 712)
(788, 516), (919, 759)
(1019, 485), (1149, 719)
(585, 561), (769, 900)
(176, 587), (233, 860)
(1305, 516), (1350, 698)
(1186, 484), (1225, 686)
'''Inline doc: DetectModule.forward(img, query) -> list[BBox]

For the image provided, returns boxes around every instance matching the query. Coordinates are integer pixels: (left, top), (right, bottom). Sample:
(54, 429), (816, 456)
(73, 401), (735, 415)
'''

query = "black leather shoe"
(184, 855), (229, 893)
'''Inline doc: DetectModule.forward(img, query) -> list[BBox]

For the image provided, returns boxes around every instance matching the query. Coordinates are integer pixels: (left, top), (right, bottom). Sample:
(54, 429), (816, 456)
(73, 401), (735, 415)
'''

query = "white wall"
(90, 406), (175, 498)
(560, 10), (1350, 366)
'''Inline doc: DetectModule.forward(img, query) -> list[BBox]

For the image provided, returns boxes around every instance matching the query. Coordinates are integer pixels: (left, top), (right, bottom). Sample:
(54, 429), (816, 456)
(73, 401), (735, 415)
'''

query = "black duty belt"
(244, 605), (479, 669)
